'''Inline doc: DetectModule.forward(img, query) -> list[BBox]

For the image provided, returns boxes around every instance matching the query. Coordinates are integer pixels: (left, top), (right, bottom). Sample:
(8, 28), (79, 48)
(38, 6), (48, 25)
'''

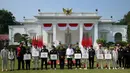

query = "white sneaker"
(2, 70), (4, 72)
(79, 68), (82, 69)
(54, 68), (56, 70)
(122, 68), (124, 69)
(84, 68), (87, 70)
(75, 68), (77, 70)
(6, 69), (7, 71)
(109, 68), (111, 70)
(113, 68), (115, 69)
(115, 68), (117, 70)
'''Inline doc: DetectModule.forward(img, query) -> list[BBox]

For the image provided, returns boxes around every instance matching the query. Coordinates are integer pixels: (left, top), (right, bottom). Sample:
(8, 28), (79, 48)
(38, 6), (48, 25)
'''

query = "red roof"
(0, 34), (9, 40)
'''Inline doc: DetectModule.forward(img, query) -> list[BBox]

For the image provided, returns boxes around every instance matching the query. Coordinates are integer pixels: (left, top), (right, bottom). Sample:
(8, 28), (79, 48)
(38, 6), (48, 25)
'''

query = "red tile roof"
(0, 34), (9, 40)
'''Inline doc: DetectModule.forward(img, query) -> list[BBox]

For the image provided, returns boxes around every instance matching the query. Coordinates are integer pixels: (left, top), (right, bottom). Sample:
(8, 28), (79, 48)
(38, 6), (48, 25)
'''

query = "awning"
(0, 34), (9, 40)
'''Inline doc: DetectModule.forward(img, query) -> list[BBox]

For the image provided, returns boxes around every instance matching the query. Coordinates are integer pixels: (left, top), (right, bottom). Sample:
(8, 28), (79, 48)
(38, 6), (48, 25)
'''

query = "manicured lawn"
(0, 59), (130, 73)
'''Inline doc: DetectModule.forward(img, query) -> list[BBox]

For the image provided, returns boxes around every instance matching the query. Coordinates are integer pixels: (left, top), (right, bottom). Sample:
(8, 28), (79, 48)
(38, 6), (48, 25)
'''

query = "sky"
(0, 0), (130, 22)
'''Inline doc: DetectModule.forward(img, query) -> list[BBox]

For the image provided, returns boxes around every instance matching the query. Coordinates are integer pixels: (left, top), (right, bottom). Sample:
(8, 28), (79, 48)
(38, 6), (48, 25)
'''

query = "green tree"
(125, 11), (130, 43)
(0, 9), (20, 34)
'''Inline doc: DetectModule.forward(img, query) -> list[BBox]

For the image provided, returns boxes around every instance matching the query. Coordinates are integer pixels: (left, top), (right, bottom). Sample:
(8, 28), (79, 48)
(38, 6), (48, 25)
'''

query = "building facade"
(9, 10), (127, 47)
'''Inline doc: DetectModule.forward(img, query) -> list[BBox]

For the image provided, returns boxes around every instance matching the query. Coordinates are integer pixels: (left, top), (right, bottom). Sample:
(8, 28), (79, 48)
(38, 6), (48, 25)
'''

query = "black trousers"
(118, 57), (124, 68)
(51, 60), (56, 69)
(125, 56), (130, 68)
(25, 60), (30, 70)
(17, 57), (24, 70)
(67, 58), (72, 69)
(60, 59), (65, 69)
(75, 59), (81, 68)
(41, 58), (48, 69)
(89, 57), (94, 69)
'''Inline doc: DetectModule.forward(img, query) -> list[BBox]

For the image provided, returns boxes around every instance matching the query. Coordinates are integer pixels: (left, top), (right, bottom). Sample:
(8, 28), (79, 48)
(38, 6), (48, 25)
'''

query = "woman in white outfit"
(112, 47), (118, 69)
(96, 45), (104, 69)
(104, 47), (112, 69)
(8, 48), (15, 71)
(81, 46), (89, 70)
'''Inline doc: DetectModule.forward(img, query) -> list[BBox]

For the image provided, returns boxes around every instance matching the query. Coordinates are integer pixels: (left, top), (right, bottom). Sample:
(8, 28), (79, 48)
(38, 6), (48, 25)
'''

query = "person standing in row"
(81, 46), (89, 70)
(50, 45), (58, 70)
(32, 44), (40, 70)
(104, 47), (112, 69)
(24, 48), (31, 70)
(58, 44), (66, 69)
(66, 44), (74, 69)
(112, 47), (118, 69)
(1, 46), (8, 71)
(124, 45), (130, 68)
(96, 45), (104, 69)
(117, 45), (125, 69)
(8, 48), (15, 71)
(88, 45), (95, 69)
(74, 46), (82, 69)
(40, 45), (49, 70)
(16, 43), (26, 70)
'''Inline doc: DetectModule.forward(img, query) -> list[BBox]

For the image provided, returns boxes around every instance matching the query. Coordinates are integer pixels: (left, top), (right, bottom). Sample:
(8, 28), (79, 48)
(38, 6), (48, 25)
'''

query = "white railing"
(38, 12), (98, 16)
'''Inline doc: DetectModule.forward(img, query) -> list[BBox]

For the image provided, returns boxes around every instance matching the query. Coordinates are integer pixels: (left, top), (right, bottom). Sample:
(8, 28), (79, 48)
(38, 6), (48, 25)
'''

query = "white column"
(79, 23), (83, 48)
(94, 23), (98, 47)
(53, 24), (56, 46)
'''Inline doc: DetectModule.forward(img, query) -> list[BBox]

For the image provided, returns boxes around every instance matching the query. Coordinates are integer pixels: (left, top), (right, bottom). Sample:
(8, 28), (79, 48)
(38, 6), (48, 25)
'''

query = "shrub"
(96, 38), (106, 46)
(115, 41), (128, 46)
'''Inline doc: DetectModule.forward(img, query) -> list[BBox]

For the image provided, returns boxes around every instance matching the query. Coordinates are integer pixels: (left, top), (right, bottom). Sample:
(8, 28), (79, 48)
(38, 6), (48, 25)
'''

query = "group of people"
(1, 42), (130, 71)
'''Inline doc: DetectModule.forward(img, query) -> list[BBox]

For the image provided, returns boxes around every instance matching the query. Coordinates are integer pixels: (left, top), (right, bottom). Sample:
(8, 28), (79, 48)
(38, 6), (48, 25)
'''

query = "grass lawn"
(0, 59), (130, 73)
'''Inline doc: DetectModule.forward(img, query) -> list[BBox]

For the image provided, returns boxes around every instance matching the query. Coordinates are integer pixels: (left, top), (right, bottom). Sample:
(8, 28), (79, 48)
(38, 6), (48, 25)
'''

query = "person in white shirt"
(104, 46), (112, 69)
(1, 46), (8, 71)
(66, 44), (74, 69)
(96, 45), (104, 69)
(31, 44), (40, 70)
(112, 47), (118, 69)
(81, 46), (89, 70)
(8, 48), (15, 71)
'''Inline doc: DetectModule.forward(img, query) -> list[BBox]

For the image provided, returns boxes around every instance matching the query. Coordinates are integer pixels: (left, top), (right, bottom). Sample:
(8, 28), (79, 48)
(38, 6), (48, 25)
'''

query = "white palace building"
(9, 9), (127, 47)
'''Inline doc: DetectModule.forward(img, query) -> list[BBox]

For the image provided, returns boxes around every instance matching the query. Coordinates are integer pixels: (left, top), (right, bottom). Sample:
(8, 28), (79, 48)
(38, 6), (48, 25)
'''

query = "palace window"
(14, 33), (21, 42)
(100, 32), (107, 40)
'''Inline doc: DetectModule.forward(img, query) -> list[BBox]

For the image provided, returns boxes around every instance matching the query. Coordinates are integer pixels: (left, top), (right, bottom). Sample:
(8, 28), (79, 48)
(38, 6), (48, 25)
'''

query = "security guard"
(117, 45), (125, 69)
(50, 45), (58, 70)
(74, 46), (82, 69)
(40, 45), (49, 70)
(88, 45), (95, 69)
(58, 45), (66, 69)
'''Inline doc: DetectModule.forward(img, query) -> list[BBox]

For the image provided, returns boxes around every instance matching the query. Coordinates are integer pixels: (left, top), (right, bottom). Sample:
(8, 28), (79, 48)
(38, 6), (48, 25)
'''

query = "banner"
(32, 51), (39, 57)
(105, 54), (112, 59)
(68, 23), (78, 30)
(24, 54), (31, 60)
(50, 54), (57, 60)
(84, 23), (93, 30)
(74, 53), (81, 59)
(41, 52), (48, 58)
(43, 23), (52, 31)
(57, 23), (67, 30)
(97, 54), (103, 59)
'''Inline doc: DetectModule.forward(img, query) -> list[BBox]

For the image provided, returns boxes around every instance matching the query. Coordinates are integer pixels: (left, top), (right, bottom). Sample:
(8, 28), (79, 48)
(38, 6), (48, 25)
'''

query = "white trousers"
(2, 59), (8, 70)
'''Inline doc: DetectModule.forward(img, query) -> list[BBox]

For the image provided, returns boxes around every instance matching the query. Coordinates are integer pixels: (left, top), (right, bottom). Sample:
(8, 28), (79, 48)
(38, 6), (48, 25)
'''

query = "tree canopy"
(0, 9), (21, 34)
